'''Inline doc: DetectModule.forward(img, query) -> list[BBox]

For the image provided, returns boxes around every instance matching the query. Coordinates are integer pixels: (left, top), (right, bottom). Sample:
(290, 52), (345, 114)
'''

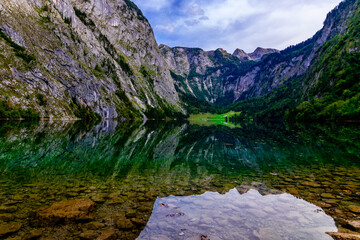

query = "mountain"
(228, 0), (360, 121)
(232, 49), (251, 61)
(160, 45), (280, 106)
(0, 0), (359, 121)
(232, 48), (279, 61)
(0, 0), (184, 119)
(247, 47), (279, 61)
(287, 0), (360, 121)
(162, 0), (360, 120)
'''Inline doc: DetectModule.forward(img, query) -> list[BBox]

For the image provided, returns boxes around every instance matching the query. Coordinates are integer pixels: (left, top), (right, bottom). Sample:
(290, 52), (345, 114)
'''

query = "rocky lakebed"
(0, 120), (359, 239)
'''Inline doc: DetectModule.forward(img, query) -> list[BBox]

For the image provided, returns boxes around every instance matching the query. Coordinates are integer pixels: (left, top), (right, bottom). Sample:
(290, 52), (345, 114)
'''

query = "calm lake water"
(0, 120), (359, 239)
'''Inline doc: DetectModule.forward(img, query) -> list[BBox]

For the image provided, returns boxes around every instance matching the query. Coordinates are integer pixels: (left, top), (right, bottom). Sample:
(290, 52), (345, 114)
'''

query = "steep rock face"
(235, 0), (358, 102)
(161, 45), (254, 104)
(0, 0), (183, 118)
(161, 43), (282, 105)
(162, 0), (357, 106)
(285, 0), (360, 121)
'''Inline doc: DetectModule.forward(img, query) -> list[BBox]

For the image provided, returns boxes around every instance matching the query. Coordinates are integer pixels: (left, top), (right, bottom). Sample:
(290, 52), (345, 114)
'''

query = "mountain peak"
(215, 48), (229, 55)
(232, 48), (251, 61)
(248, 47), (279, 60)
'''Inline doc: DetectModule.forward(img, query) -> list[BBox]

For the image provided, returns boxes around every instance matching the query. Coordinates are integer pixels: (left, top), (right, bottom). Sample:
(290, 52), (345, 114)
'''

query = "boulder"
(37, 199), (96, 224)
(0, 222), (22, 238)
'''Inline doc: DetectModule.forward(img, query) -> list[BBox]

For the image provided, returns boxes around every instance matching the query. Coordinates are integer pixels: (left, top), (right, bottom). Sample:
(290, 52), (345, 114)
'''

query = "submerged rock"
(347, 220), (360, 231)
(327, 232), (360, 240)
(85, 222), (105, 230)
(349, 206), (360, 214)
(115, 218), (134, 229)
(79, 230), (99, 239)
(96, 228), (117, 240)
(321, 193), (336, 199)
(0, 222), (22, 238)
(0, 213), (15, 221)
(0, 205), (18, 213)
(24, 229), (43, 240)
(37, 199), (96, 224)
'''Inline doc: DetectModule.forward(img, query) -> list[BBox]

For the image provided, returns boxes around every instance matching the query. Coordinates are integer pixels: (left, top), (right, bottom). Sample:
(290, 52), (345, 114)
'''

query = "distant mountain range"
(0, 0), (359, 121)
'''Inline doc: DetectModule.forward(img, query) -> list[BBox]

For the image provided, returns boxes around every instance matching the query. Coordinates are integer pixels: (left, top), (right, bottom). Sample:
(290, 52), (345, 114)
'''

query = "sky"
(131, 0), (343, 53)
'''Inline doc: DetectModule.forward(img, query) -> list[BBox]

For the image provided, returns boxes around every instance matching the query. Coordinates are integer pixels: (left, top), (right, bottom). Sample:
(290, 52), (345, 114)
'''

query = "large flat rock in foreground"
(37, 199), (96, 224)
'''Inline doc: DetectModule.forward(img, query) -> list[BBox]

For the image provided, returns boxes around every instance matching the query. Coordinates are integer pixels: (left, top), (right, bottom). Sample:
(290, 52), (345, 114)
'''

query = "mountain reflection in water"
(0, 120), (358, 239)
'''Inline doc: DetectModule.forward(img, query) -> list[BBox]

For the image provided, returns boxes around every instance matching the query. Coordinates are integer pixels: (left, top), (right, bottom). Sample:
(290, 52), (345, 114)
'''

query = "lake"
(0, 120), (359, 239)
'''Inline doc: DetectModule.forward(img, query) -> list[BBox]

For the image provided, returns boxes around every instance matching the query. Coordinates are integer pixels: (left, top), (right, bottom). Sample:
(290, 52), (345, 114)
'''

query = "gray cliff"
(0, 0), (183, 118)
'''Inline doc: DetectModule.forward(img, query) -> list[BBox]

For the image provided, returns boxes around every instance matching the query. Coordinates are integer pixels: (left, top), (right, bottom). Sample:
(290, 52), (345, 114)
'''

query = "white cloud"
(185, 5), (205, 16)
(132, 0), (343, 52)
(155, 24), (175, 33)
(185, 19), (200, 26)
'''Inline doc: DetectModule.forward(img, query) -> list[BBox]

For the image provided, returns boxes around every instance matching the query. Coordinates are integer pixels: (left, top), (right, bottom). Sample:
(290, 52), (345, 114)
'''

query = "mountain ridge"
(161, 0), (359, 119)
(0, 0), (359, 121)
(0, 0), (184, 119)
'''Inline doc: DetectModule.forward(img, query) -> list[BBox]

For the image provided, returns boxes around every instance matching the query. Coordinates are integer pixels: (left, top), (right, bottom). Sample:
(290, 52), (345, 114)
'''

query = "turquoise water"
(0, 120), (359, 239)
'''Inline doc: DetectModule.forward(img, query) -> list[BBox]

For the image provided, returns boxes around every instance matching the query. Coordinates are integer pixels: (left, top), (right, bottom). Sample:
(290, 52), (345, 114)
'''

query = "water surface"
(0, 120), (359, 239)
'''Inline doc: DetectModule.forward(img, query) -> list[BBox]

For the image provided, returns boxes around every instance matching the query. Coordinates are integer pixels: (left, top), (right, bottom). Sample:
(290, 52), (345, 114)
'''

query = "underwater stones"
(91, 193), (108, 203)
(286, 187), (299, 196)
(96, 228), (117, 240)
(115, 219), (134, 229)
(322, 193), (336, 199)
(323, 198), (338, 206)
(347, 220), (360, 231)
(348, 206), (360, 214)
(79, 230), (99, 239)
(106, 197), (126, 205)
(0, 205), (17, 213)
(130, 217), (146, 226)
(302, 181), (321, 188)
(316, 202), (332, 208)
(24, 229), (43, 240)
(75, 187), (88, 193)
(4, 200), (19, 206)
(37, 199), (96, 224)
(85, 222), (105, 230)
(125, 210), (137, 218)
(0, 213), (15, 221)
(122, 192), (137, 198)
(327, 232), (360, 240)
(107, 193), (119, 199)
(113, 213), (134, 230)
(144, 191), (156, 200)
(0, 222), (22, 238)
(137, 205), (151, 212)
(137, 196), (147, 202)
(66, 192), (79, 198)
